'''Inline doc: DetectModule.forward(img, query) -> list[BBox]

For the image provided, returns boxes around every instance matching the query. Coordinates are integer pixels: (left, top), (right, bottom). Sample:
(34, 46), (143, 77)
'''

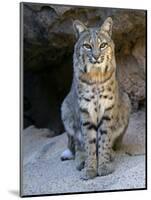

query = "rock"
(132, 37), (146, 73)
(22, 3), (146, 131)
(118, 55), (145, 110)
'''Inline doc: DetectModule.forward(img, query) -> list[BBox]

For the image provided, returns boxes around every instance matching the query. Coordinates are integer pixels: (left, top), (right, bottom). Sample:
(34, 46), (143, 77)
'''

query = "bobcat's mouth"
(89, 59), (101, 65)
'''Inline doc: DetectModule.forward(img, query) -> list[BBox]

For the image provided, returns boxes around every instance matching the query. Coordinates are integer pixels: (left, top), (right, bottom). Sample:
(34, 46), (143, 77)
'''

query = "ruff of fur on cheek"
(80, 68), (114, 84)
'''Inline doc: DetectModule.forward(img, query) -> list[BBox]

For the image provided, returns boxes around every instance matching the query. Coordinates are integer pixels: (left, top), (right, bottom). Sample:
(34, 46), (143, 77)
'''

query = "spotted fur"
(61, 17), (131, 179)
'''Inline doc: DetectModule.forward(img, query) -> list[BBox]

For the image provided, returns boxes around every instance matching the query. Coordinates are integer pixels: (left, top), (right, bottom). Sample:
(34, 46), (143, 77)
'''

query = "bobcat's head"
(73, 17), (116, 83)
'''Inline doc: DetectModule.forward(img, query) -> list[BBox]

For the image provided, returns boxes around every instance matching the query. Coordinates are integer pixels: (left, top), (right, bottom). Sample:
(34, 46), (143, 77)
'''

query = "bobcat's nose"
(92, 54), (100, 63)
(93, 54), (100, 61)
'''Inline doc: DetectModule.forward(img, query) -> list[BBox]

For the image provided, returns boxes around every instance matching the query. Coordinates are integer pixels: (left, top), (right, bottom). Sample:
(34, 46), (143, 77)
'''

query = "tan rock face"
(23, 3), (146, 131)
(132, 37), (146, 73)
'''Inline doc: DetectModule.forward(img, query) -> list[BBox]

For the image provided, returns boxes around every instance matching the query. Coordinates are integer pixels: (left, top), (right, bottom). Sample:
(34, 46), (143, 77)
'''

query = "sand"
(21, 110), (146, 196)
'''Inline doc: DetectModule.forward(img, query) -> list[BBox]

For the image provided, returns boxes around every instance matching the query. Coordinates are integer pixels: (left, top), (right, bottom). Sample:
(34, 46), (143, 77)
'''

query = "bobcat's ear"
(100, 17), (113, 37)
(73, 20), (87, 37)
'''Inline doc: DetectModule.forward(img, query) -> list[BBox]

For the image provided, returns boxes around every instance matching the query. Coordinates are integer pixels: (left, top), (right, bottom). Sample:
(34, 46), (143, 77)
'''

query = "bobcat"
(61, 17), (131, 180)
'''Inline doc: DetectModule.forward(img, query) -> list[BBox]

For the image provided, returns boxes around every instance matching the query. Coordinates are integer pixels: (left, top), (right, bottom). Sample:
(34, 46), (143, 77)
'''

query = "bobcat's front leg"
(97, 121), (115, 176)
(80, 111), (97, 180)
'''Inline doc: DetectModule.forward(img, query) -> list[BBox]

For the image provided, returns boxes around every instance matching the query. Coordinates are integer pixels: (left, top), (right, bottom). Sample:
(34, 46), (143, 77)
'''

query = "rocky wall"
(23, 3), (146, 134)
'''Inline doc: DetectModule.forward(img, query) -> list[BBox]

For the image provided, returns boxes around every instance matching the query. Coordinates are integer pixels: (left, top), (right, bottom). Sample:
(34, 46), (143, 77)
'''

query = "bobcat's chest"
(79, 82), (115, 124)
(89, 86), (106, 124)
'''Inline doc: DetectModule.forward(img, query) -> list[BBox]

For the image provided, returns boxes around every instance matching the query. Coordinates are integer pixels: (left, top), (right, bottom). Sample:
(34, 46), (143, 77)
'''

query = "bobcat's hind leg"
(75, 142), (86, 171)
(61, 134), (75, 161)
(112, 123), (129, 151)
(112, 134), (124, 151)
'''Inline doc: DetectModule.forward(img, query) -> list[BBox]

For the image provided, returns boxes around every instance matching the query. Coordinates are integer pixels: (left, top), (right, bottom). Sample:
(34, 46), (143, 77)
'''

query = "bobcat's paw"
(60, 149), (74, 161)
(76, 160), (85, 171)
(97, 162), (114, 176)
(80, 168), (97, 180)
(75, 153), (85, 171)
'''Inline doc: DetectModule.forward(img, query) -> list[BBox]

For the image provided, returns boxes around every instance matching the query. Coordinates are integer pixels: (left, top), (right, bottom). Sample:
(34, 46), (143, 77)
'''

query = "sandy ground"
(21, 110), (146, 196)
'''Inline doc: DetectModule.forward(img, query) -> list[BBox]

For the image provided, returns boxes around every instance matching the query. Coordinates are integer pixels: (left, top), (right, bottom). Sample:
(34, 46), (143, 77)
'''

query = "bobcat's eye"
(83, 43), (92, 50)
(100, 42), (108, 49)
